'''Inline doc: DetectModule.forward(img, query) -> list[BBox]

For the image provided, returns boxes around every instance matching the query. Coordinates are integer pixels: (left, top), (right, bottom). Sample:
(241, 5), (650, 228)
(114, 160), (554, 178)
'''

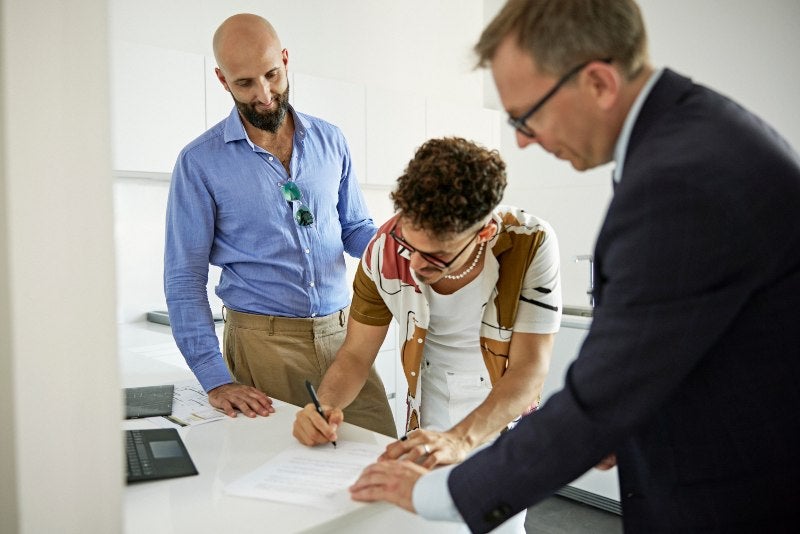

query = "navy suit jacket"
(448, 69), (800, 532)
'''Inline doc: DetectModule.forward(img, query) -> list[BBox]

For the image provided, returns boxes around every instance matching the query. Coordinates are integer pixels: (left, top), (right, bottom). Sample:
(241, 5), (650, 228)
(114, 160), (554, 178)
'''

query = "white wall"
(110, 0), (485, 106)
(483, 0), (800, 306)
(0, 0), (121, 532)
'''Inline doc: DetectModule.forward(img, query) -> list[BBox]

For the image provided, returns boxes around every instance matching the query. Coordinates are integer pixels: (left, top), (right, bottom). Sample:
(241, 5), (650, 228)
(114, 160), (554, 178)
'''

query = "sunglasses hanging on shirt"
(279, 181), (315, 227)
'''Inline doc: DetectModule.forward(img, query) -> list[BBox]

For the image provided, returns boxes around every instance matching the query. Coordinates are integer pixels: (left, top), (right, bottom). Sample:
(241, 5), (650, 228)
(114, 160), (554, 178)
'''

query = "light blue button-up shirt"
(164, 106), (376, 391)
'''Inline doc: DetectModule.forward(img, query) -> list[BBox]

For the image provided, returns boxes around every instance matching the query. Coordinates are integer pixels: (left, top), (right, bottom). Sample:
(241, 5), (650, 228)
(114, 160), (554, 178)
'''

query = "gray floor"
(525, 496), (622, 534)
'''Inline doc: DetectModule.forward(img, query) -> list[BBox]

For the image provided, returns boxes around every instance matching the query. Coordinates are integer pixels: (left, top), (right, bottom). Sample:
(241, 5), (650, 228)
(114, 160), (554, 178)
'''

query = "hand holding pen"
(292, 380), (343, 447)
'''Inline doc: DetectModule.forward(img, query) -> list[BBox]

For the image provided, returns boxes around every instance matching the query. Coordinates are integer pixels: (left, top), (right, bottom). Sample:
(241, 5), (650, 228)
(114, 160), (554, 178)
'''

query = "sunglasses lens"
(294, 205), (314, 226)
(280, 182), (302, 202)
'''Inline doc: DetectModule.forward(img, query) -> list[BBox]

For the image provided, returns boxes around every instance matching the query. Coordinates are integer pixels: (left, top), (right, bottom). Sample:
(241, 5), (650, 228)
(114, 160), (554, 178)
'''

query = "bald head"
(213, 14), (282, 72)
(211, 13), (291, 135)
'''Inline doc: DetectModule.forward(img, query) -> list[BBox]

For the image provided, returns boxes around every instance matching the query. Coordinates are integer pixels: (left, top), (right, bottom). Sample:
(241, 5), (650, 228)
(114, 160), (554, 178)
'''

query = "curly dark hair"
(391, 137), (507, 238)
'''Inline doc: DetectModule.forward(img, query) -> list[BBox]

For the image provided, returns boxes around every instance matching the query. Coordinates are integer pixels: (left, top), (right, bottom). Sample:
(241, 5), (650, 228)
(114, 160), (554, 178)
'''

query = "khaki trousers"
(223, 306), (397, 437)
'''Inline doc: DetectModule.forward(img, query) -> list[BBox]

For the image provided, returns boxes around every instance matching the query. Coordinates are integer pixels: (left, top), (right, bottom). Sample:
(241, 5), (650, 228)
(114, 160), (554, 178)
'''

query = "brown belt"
(223, 306), (348, 335)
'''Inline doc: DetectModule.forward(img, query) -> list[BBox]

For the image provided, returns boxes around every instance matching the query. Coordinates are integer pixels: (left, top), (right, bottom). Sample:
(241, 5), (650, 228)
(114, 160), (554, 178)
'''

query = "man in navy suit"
(349, 0), (800, 531)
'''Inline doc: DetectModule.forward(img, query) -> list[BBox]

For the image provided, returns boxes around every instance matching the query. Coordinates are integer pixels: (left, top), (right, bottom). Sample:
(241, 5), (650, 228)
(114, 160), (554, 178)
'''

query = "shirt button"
(268, 156), (274, 161)
(417, 338), (423, 343)
(309, 281), (315, 287)
(410, 371), (416, 377)
(311, 313), (317, 317)
(305, 248), (310, 254)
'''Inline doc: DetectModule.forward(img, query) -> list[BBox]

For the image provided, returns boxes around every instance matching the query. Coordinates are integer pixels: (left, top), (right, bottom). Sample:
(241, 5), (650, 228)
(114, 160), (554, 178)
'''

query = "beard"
(233, 82), (291, 133)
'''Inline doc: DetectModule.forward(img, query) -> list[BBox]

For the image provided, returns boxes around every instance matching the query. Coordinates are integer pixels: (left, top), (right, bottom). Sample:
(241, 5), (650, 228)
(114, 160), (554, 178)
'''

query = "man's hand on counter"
(208, 383), (275, 418)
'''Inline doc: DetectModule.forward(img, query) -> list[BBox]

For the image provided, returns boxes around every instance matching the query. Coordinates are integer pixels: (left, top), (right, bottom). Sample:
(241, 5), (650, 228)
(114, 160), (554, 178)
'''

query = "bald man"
(165, 14), (396, 437)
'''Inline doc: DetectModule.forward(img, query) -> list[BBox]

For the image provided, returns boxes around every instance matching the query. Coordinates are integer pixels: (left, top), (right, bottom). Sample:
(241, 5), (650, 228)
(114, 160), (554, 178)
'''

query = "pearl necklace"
(444, 242), (485, 280)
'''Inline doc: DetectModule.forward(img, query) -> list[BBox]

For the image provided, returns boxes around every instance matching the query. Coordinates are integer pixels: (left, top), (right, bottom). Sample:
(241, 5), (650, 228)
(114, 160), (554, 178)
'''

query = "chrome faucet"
(575, 254), (595, 308)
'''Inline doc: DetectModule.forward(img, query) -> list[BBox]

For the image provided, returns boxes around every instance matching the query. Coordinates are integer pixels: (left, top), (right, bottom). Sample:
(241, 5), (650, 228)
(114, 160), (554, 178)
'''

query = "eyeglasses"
(389, 222), (479, 269)
(507, 58), (612, 138)
(280, 181), (314, 227)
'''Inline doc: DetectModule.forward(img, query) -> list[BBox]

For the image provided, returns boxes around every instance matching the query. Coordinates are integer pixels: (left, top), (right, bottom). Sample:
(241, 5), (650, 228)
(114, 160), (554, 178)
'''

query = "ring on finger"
(423, 444), (431, 455)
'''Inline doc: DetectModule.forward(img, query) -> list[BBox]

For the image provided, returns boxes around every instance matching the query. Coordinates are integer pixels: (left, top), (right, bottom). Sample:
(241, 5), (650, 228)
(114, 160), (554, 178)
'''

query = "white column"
(0, 0), (121, 532)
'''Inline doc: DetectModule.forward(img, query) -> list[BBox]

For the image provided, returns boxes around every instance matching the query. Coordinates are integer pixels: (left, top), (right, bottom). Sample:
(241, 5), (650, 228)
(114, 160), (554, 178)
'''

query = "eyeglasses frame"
(507, 58), (613, 138)
(389, 221), (481, 270)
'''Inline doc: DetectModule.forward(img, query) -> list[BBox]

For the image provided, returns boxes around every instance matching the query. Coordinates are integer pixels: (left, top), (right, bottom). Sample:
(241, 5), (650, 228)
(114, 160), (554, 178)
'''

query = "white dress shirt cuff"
(412, 464), (464, 523)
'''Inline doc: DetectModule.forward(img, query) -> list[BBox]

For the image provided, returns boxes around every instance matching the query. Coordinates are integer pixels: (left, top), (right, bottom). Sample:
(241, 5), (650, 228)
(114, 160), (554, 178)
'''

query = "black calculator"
(125, 428), (198, 483)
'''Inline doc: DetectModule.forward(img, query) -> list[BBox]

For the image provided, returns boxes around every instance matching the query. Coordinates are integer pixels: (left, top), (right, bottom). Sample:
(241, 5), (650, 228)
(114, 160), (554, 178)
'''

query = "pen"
(305, 380), (336, 448)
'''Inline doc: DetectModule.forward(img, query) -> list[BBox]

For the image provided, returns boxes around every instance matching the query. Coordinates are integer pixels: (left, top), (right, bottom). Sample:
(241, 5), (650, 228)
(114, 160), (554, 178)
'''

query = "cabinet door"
(425, 98), (502, 152)
(292, 73), (366, 185)
(111, 41), (206, 174)
(365, 87), (426, 186)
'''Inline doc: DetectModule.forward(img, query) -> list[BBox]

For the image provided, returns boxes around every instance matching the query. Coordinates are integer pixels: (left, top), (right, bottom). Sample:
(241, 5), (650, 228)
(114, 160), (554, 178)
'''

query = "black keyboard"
(126, 429), (156, 478)
(124, 384), (174, 419)
(125, 428), (198, 483)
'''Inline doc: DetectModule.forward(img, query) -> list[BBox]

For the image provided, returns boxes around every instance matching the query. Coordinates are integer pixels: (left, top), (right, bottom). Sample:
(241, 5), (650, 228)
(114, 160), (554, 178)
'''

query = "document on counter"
(132, 379), (224, 429)
(165, 379), (227, 427)
(224, 441), (384, 510)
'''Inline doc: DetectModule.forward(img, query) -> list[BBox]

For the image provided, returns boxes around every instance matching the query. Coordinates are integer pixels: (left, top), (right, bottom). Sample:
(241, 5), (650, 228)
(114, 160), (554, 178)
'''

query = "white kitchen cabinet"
(292, 72), (367, 185)
(110, 41), (207, 174)
(542, 315), (621, 514)
(425, 98), (502, 152)
(365, 87), (427, 186)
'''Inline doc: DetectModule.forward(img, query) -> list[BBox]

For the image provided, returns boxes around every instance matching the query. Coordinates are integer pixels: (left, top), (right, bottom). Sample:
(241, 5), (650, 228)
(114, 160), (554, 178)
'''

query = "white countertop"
(119, 321), (463, 534)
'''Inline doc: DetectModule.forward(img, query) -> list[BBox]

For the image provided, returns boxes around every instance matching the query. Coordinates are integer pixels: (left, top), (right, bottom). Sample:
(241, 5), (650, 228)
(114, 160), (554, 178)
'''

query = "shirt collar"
(612, 68), (663, 184)
(222, 104), (309, 150)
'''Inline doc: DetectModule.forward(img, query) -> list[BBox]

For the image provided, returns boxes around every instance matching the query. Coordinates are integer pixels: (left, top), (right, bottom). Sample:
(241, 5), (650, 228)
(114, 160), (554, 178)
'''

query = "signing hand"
(380, 429), (470, 469)
(207, 383), (274, 418)
(350, 459), (427, 512)
(293, 403), (344, 446)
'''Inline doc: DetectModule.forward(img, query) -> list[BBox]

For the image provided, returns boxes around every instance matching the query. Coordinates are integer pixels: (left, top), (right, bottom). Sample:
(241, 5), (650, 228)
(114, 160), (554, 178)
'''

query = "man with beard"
(293, 137), (561, 533)
(164, 13), (396, 437)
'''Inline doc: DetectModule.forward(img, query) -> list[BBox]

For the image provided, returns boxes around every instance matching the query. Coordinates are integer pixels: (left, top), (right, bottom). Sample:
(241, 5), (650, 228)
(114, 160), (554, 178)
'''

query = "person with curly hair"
(293, 136), (561, 533)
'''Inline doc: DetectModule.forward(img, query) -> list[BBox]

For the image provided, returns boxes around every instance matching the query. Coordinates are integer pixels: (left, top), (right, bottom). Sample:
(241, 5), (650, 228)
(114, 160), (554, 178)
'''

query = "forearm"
(447, 367), (547, 448)
(317, 347), (374, 410)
